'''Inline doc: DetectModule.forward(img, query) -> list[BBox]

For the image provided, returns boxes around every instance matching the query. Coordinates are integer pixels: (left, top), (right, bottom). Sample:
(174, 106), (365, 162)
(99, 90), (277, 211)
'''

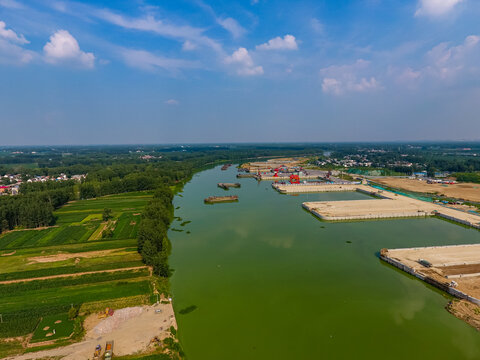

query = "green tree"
(102, 208), (113, 221)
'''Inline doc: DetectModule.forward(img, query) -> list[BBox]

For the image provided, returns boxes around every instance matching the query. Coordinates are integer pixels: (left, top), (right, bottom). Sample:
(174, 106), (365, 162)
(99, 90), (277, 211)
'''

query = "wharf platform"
(273, 183), (360, 194)
(380, 245), (480, 305)
(282, 183), (480, 229)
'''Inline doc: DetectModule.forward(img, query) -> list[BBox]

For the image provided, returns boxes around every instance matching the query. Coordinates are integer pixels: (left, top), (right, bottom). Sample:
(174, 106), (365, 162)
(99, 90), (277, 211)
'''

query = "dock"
(271, 183), (480, 229)
(272, 183), (360, 194)
(380, 245), (480, 305)
(204, 195), (238, 204)
(218, 183), (241, 190)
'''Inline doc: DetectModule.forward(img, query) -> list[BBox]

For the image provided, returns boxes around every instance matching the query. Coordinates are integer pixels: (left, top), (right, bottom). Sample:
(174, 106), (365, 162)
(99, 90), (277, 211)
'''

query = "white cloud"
(0, 20), (28, 44)
(415, 0), (463, 17)
(0, 38), (34, 65)
(225, 47), (263, 76)
(0, 0), (24, 9)
(95, 10), (223, 54)
(256, 35), (298, 51)
(182, 40), (197, 51)
(311, 18), (324, 34)
(121, 48), (198, 72)
(0, 20), (33, 65)
(43, 30), (95, 68)
(424, 34), (479, 79)
(165, 99), (179, 105)
(217, 17), (245, 38)
(320, 59), (381, 95)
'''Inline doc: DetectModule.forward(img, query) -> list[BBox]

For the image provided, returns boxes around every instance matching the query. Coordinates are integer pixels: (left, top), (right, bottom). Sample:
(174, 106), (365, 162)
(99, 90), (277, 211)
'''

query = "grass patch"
(30, 313), (74, 343)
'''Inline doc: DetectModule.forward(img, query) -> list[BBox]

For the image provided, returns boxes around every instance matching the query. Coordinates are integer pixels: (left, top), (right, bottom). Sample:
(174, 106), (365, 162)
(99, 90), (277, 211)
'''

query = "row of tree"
(137, 187), (174, 277)
(0, 187), (74, 233)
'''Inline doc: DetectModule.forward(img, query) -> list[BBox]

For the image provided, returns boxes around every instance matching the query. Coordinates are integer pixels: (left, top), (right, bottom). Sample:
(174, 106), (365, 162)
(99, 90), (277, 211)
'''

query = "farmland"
(0, 192), (157, 357)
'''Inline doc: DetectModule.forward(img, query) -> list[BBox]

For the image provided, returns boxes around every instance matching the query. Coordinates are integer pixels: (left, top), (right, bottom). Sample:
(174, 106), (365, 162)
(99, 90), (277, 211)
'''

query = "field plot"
(0, 192), (156, 358)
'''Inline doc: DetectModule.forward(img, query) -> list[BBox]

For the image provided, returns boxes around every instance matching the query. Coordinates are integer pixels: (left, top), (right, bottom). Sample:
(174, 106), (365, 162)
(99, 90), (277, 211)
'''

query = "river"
(169, 165), (480, 359)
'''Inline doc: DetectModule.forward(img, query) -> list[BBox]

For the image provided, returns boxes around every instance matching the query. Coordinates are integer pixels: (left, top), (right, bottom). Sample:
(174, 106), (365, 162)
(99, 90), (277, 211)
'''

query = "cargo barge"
(221, 164), (232, 170)
(218, 183), (241, 189)
(204, 195), (238, 203)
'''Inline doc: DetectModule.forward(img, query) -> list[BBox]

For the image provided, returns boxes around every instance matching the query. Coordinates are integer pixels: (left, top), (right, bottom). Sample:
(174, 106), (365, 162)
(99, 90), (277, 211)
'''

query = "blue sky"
(0, 0), (479, 145)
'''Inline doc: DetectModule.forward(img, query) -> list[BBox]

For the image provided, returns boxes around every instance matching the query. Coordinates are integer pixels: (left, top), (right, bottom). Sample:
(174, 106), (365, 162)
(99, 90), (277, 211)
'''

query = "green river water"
(169, 166), (480, 359)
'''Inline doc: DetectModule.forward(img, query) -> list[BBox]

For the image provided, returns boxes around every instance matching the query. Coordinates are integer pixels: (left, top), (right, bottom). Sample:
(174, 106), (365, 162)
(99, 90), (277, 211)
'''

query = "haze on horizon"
(0, 0), (479, 146)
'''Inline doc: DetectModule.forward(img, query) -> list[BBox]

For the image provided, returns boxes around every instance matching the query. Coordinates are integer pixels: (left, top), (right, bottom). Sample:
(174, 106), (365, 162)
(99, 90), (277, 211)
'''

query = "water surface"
(169, 166), (480, 359)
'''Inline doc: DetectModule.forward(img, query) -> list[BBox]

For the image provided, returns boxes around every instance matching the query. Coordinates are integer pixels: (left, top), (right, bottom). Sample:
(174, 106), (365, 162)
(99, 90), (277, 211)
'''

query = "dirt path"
(0, 266), (149, 284)
(27, 248), (127, 264)
(4, 303), (177, 360)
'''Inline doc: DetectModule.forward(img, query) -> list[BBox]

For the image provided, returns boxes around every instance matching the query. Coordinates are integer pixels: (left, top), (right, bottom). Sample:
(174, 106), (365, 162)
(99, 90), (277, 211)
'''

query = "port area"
(5, 303), (177, 360)
(217, 182), (241, 189)
(380, 245), (480, 329)
(204, 195), (238, 203)
(273, 183), (480, 228)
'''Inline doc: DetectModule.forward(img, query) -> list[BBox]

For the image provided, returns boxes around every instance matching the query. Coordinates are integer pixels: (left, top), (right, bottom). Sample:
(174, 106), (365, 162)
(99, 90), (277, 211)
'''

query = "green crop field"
(0, 192), (155, 355)
(113, 213), (141, 239)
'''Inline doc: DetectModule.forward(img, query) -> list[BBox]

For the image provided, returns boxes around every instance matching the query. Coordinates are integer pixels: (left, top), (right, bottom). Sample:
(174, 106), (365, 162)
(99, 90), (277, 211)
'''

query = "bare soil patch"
(375, 177), (480, 202)
(28, 249), (124, 264)
(447, 300), (480, 330)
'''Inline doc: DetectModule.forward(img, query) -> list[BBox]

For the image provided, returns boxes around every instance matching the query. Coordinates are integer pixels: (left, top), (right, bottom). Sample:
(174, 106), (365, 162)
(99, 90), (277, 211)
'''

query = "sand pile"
(92, 307), (144, 335)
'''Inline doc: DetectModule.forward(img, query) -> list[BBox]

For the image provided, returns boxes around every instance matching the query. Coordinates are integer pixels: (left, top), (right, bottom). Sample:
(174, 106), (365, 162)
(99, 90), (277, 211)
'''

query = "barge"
(218, 183), (241, 190)
(204, 195), (239, 204)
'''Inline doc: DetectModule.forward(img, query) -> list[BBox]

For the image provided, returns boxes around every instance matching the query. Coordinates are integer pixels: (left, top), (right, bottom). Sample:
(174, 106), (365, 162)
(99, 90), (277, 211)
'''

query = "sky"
(0, 0), (479, 145)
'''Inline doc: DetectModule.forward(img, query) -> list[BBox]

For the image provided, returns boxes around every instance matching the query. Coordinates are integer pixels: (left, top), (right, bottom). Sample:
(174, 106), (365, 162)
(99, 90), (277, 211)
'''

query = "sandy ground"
(374, 177), (480, 203)
(388, 244), (480, 268)
(4, 303), (177, 360)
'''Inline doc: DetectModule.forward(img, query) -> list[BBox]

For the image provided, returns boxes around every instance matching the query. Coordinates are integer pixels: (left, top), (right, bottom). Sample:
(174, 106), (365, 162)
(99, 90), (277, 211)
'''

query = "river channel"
(169, 165), (480, 359)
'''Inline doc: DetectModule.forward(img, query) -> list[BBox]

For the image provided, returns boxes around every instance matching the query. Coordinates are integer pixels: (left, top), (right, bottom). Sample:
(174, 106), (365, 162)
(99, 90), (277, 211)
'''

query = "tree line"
(137, 187), (174, 277)
(0, 187), (74, 233)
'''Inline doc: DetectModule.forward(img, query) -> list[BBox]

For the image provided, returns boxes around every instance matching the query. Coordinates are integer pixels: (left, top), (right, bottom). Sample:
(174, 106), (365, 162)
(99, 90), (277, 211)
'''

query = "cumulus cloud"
(0, 20), (33, 65)
(256, 35), (298, 51)
(224, 47), (263, 76)
(415, 0), (464, 17)
(0, 20), (28, 44)
(43, 30), (95, 68)
(320, 59), (381, 95)
(165, 99), (179, 105)
(121, 48), (198, 72)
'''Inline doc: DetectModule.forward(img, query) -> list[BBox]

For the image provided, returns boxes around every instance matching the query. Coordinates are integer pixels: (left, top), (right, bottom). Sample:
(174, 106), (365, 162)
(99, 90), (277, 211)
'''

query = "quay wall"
(435, 212), (480, 230)
(273, 183), (359, 194)
(380, 253), (480, 306)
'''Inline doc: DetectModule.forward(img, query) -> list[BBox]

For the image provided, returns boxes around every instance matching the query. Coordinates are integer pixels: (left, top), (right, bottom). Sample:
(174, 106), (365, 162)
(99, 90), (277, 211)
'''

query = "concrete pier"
(273, 183), (480, 229)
